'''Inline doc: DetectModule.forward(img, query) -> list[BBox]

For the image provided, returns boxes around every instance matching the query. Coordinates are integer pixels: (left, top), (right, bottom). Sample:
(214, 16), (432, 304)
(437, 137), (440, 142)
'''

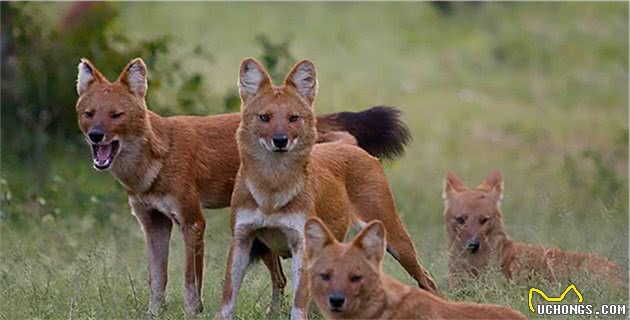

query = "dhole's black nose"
(466, 239), (480, 253)
(329, 293), (345, 309)
(272, 134), (289, 149)
(88, 129), (105, 143)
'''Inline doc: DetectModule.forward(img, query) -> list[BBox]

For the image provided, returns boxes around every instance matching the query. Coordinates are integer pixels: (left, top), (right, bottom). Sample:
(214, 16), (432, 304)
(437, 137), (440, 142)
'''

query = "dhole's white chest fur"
(234, 208), (306, 257)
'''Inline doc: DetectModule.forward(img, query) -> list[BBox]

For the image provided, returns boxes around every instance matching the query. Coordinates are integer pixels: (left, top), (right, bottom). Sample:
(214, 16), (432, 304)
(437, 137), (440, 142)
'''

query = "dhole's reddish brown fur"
(305, 217), (527, 319)
(443, 170), (624, 288)
(217, 58), (438, 320)
(74, 58), (412, 316)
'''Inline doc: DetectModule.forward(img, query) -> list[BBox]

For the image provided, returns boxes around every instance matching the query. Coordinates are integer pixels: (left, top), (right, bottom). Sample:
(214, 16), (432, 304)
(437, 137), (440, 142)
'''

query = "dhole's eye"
(480, 217), (490, 225)
(84, 111), (95, 118)
(455, 216), (466, 225)
(259, 114), (271, 122)
(349, 275), (363, 283)
(111, 112), (124, 119)
(289, 115), (299, 122)
(320, 273), (330, 281)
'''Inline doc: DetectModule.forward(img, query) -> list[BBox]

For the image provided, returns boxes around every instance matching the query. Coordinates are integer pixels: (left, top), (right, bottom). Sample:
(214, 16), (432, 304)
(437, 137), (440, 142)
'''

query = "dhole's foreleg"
(447, 260), (470, 290)
(180, 206), (206, 316)
(261, 252), (286, 315)
(289, 238), (309, 320)
(217, 232), (255, 320)
(132, 206), (173, 316)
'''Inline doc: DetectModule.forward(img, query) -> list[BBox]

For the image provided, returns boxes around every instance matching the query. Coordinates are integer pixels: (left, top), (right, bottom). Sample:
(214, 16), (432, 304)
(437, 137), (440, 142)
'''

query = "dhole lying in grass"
(443, 170), (623, 288)
(305, 217), (527, 319)
(74, 58), (412, 316)
(217, 58), (439, 320)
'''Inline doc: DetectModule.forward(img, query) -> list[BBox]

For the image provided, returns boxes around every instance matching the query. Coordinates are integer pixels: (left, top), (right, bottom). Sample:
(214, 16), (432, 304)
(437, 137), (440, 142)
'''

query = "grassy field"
(1, 2), (628, 319)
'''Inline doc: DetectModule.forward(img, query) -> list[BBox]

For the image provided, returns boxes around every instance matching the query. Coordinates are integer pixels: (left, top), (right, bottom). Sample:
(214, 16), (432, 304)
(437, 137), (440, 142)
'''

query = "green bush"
(223, 34), (295, 113)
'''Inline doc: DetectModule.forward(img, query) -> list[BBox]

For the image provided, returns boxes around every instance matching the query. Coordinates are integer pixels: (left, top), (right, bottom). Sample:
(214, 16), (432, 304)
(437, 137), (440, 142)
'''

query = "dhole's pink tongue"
(95, 144), (112, 162)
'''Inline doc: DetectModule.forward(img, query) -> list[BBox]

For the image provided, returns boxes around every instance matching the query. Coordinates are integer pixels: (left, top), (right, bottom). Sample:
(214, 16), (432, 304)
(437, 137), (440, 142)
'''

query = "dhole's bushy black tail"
(317, 106), (411, 160)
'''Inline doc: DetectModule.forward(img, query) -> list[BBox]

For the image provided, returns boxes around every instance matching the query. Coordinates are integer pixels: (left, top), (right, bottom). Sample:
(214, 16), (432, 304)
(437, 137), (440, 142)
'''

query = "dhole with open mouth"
(216, 58), (439, 320)
(305, 217), (527, 319)
(75, 57), (414, 316)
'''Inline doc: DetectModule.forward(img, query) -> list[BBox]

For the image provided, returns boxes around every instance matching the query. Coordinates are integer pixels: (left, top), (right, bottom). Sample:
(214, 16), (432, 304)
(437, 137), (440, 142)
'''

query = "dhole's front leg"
(217, 231), (255, 320)
(131, 203), (173, 316)
(447, 264), (466, 290)
(288, 230), (309, 320)
(180, 204), (206, 316)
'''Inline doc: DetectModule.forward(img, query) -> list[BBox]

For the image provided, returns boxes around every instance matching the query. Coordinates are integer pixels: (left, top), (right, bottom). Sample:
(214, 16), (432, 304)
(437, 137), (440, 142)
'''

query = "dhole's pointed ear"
(352, 220), (386, 265)
(238, 58), (272, 104)
(476, 170), (504, 200)
(284, 60), (317, 105)
(443, 171), (468, 200)
(304, 217), (336, 261)
(118, 58), (148, 98)
(76, 58), (104, 96)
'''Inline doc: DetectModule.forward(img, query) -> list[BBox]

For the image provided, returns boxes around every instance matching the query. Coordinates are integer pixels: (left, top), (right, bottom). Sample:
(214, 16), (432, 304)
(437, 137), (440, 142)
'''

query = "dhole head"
(237, 58), (317, 155)
(305, 217), (386, 318)
(75, 58), (149, 171)
(443, 170), (505, 256)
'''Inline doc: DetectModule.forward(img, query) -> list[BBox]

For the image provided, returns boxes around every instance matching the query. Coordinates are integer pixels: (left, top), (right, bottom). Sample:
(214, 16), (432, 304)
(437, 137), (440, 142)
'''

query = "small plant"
(563, 147), (624, 208)
(223, 34), (295, 112)
(254, 34), (295, 83)
(581, 149), (622, 202)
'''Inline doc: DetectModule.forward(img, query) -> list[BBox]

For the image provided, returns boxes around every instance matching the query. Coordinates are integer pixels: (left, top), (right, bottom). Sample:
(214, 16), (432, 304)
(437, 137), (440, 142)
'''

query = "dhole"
(217, 58), (439, 320)
(443, 170), (623, 288)
(75, 58), (412, 316)
(305, 217), (527, 319)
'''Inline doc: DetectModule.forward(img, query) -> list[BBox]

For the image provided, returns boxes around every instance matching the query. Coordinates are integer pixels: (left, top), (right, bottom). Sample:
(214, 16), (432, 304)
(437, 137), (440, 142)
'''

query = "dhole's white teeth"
(288, 138), (299, 151)
(258, 138), (273, 152)
(94, 157), (111, 167)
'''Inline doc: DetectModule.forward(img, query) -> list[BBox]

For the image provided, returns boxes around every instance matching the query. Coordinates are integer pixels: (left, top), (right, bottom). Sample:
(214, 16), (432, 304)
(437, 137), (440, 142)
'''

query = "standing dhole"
(216, 58), (439, 320)
(75, 57), (413, 316)
(443, 170), (623, 288)
(305, 217), (527, 319)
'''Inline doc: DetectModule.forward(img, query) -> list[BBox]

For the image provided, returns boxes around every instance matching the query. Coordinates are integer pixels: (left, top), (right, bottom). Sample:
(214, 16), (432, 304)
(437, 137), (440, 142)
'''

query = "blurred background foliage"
(0, 2), (627, 319)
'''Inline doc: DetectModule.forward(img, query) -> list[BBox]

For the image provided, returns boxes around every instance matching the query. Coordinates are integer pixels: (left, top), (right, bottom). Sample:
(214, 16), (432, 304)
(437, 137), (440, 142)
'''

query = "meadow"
(1, 2), (628, 319)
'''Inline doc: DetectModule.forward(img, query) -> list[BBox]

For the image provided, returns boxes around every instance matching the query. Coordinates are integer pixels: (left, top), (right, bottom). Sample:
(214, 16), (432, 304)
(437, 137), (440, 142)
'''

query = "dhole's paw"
(184, 300), (203, 318)
(215, 308), (233, 320)
(147, 299), (166, 319)
(266, 286), (286, 317)
(290, 307), (307, 320)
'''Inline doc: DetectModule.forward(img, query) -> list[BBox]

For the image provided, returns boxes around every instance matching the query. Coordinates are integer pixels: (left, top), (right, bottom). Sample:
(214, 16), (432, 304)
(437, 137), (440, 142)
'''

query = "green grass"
(1, 2), (628, 319)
